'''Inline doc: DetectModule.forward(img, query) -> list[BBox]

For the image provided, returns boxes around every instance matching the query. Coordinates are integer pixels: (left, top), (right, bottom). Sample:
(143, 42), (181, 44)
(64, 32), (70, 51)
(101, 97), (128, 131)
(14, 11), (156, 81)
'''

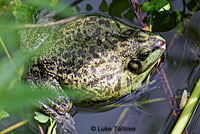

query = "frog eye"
(139, 48), (151, 61)
(134, 31), (149, 42)
(128, 59), (142, 74)
(122, 29), (135, 36)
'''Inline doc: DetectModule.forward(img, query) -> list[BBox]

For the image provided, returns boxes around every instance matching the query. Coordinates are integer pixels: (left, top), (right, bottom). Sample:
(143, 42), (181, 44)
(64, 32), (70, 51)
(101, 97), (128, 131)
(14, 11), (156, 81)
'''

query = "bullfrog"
(20, 11), (166, 133)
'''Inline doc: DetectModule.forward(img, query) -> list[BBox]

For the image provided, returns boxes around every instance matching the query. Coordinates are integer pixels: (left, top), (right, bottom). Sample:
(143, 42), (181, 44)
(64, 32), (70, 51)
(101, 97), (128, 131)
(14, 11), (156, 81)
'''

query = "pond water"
(69, 0), (200, 134)
(64, 0), (199, 134)
(0, 0), (199, 134)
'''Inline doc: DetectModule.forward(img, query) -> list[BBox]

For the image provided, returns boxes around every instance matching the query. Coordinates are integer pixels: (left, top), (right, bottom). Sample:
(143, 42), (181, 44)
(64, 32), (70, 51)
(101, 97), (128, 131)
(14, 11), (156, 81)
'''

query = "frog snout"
(151, 39), (166, 51)
(158, 40), (166, 50)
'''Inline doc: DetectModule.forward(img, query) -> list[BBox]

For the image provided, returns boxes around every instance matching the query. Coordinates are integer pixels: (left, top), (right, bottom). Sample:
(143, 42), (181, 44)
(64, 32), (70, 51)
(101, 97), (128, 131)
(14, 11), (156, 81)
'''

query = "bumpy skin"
(21, 15), (166, 105)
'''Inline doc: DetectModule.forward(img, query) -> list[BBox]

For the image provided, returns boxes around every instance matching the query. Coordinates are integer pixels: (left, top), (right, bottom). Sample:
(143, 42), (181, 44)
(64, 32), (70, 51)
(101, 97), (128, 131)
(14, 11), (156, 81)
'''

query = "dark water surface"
(68, 0), (200, 134)
(0, 0), (199, 134)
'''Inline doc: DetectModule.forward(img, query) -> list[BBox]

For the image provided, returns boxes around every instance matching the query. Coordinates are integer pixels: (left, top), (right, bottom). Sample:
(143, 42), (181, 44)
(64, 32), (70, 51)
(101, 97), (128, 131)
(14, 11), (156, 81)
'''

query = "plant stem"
(0, 120), (28, 134)
(171, 77), (200, 134)
(149, 11), (153, 32)
(0, 36), (21, 81)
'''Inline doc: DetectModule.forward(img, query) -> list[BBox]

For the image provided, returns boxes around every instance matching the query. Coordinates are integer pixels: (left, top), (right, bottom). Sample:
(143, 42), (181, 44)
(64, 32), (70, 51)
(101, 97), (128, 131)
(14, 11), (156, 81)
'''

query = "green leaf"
(10, 0), (37, 23)
(99, 0), (108, 12)
(75, 6), (81, 13)
(0, 84), (54, 110)
(20, 0), (74, 19)
(142, 0), (170, 12)
(34, 111), (49, 123)
(108, 0), (135, 20)
(159, 3), (171, 12)
(141, 2), (152, 12)
(151, 0), (168, 11)
(152, 12), (177, 32)
(187, 0), (200, 12)
(0, 109), (9, 120)
(86, 4), (93, 11)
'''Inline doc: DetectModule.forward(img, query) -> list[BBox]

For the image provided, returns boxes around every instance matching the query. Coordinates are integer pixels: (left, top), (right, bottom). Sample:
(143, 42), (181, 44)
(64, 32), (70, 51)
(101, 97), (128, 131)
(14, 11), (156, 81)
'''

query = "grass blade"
(171, 77), (200, 134)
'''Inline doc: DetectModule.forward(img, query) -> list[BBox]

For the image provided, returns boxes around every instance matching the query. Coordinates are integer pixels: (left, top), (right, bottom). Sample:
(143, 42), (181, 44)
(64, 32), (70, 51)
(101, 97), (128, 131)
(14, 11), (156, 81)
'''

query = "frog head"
(113, 23), (166, 92)
(124, 30), (166, 75)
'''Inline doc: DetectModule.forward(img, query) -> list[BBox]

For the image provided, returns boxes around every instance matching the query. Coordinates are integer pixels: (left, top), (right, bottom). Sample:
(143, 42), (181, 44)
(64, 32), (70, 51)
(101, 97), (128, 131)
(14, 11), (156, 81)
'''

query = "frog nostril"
(151, 40), (166, 51)
(159, 40), (166, 50)
(161, 40), (166, 46)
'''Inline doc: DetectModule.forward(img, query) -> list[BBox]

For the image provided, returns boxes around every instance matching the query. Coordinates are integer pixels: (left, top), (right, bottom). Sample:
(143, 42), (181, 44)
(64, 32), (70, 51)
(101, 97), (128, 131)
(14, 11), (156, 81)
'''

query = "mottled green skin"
(21, 15), (166, 105)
